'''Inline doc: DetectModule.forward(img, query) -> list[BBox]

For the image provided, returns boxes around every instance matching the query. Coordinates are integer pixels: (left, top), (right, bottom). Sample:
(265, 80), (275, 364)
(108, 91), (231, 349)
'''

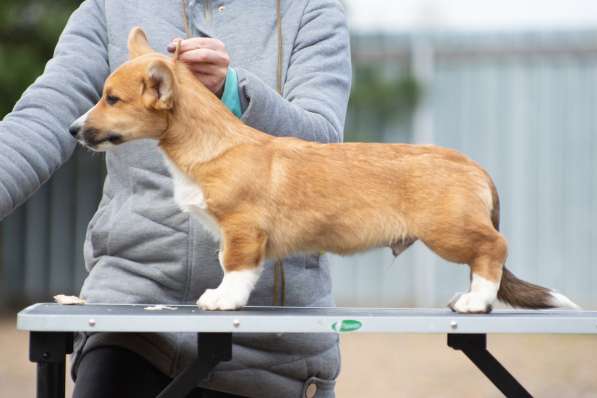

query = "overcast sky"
(345, 0), (597, 32)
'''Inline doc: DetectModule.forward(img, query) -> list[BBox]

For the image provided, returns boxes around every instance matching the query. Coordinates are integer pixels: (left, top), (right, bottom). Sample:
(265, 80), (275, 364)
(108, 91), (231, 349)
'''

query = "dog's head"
(69, 27), (178, 151)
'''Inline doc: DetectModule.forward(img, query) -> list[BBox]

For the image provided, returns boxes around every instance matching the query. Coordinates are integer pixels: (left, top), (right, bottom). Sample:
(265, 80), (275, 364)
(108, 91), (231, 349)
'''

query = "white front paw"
(197, 269), (261, 311)
(197, 287), (248, 311)
(448, 292), (493, 313)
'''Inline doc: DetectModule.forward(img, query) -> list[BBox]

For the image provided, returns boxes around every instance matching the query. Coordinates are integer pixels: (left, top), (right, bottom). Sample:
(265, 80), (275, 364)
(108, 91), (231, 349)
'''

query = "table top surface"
(16, 303), (597, 334)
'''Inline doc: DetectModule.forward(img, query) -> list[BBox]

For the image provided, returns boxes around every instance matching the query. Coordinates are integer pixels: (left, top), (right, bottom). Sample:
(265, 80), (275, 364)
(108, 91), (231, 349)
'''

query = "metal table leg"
(448, 333), (532, 398)
(157, 332), (233, 398)
(29, 332), (74, 398)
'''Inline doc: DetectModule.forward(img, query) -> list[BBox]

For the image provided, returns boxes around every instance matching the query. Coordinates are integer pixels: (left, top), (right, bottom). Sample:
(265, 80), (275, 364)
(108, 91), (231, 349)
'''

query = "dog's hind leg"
(449, 231), (507, 313)
(423, 222), (507, 313)
(447, 250), (506, 313)
(197, 224), (267, 310)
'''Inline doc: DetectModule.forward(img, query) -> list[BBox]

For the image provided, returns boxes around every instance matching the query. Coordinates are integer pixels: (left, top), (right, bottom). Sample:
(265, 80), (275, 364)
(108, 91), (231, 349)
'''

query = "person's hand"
(167, 37), (230, 97)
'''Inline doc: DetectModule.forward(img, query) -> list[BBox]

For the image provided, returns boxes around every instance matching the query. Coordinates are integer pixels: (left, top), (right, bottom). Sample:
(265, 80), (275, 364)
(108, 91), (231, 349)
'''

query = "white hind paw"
(448, 292), (493, 313)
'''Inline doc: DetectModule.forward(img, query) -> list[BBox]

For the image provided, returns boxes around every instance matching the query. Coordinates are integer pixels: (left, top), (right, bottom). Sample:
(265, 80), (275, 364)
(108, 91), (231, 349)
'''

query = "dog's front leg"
(197, 226), (267, 310)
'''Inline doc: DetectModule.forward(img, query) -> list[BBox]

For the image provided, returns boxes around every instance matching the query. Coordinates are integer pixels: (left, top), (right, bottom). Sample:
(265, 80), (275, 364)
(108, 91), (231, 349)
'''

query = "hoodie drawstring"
(181, 0), (192, 38)
(272, 0), (285, 307)
(181, 0), (286, 307)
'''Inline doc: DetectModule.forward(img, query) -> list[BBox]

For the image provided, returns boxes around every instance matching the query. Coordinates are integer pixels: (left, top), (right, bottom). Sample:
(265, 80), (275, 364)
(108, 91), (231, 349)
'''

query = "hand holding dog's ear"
(167, 37), (230, 97)
(144, 59), (175, 111)
(128, 27), (154, 59)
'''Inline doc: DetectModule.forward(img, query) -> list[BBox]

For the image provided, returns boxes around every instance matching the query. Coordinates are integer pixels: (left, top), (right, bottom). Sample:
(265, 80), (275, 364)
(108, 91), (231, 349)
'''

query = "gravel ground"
(337, 333), (597, 398)
(2, 316), (596, 397)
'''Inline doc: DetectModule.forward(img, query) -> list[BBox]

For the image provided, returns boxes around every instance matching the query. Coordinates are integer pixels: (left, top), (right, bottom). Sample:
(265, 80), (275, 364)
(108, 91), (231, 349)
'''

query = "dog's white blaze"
(549, 291), (581, 309)
(450, 274), (499, 313)
(161, 154), (220, 240)
(197, 267), (263, 310)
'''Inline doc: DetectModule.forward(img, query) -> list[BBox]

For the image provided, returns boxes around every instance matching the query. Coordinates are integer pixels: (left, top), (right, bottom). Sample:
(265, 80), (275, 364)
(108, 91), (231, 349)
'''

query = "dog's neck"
(158, 63), (269, 174)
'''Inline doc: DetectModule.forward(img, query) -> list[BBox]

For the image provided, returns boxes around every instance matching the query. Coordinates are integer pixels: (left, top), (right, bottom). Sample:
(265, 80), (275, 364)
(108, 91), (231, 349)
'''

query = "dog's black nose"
(69, 125), (80, 138)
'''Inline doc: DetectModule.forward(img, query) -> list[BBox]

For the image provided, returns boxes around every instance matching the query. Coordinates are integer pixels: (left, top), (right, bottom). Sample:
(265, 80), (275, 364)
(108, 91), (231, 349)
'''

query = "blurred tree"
(0, 1), (421, 143)
(346, 64), (421, 142)
(0, 0), (80, 118)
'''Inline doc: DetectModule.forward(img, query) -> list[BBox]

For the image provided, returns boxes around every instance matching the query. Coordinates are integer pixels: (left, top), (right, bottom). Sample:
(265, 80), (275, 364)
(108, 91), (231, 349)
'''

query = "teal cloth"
(221, 67), (242, 117)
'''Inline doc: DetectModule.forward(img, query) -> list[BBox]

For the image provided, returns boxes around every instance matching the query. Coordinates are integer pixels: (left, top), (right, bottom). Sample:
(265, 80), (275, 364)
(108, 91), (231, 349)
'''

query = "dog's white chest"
(162, 155), (220, 240)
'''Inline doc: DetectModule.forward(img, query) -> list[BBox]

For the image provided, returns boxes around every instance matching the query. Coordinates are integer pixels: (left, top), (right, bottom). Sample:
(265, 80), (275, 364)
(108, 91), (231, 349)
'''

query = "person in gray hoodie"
(1, 1), (351, 397)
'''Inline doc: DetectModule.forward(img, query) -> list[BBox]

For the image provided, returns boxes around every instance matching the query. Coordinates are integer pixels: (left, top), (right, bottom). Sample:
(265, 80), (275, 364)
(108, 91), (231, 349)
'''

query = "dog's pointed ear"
(128, 27), (154, 59)
(143, 59), (176, 111)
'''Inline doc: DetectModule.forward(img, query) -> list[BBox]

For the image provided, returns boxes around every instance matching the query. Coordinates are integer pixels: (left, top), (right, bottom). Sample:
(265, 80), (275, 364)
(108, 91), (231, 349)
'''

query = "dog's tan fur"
(71, 28), (579, 313)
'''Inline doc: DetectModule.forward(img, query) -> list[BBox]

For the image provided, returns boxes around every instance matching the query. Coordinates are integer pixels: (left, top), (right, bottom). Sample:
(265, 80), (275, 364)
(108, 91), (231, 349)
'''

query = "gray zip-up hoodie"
(0, 1), (351, 397)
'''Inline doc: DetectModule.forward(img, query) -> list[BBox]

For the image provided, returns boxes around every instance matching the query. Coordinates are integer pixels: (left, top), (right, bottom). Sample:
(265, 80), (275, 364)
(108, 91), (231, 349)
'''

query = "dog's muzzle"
(69, 124), (81, 138)
(69, 110), (89, 139)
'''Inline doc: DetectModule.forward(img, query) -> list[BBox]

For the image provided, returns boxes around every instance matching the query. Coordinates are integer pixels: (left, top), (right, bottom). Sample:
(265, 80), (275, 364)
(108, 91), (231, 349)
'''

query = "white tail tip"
(549, 291), (581, 310)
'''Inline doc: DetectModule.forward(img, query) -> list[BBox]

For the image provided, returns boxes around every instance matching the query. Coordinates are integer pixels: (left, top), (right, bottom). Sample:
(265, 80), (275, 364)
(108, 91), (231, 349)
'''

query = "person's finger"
(166, 37), (184, 53)
(182, 37), (225, 52)
(178, 48), (229, 66)
(189, 63), (221, 75)
(179, 48), (226, 65)
(168, 37), (225, 53)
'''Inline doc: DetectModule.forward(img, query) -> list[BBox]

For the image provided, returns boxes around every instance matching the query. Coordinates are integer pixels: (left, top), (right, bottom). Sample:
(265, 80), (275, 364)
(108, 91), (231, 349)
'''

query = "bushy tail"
(488, 177), (580, 310)
(497, 268), (579, 309)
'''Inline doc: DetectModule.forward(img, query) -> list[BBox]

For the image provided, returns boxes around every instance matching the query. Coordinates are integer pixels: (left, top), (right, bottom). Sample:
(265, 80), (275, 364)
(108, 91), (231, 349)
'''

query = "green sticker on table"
(332, 319), (362, 333)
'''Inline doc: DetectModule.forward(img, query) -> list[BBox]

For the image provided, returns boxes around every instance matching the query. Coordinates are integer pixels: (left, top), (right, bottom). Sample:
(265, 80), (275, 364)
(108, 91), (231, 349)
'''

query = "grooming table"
(17, 304), (597, 398)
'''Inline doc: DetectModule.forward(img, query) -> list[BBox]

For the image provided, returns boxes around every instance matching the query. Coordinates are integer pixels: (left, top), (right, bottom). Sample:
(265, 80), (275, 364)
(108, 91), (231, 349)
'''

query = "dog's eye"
(106, 95), (120, 105)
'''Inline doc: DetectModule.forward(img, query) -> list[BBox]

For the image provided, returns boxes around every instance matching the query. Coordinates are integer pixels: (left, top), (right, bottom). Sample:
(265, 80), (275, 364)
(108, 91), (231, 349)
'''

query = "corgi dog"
(69, 27), (579, 313)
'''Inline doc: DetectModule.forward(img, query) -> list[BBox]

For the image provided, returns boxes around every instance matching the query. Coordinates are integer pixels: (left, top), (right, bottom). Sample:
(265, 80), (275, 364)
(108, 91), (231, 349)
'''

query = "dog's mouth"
(100, 133), (124, 145)
(80, 129), (124, 151)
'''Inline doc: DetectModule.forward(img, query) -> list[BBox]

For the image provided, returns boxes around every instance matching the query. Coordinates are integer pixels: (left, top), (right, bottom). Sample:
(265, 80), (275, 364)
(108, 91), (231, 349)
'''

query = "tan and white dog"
(69, 27), (579, 313)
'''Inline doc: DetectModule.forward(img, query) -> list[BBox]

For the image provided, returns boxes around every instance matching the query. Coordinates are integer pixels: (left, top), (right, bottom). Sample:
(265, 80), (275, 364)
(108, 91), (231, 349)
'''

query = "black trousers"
(73, 346), (246, 398)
